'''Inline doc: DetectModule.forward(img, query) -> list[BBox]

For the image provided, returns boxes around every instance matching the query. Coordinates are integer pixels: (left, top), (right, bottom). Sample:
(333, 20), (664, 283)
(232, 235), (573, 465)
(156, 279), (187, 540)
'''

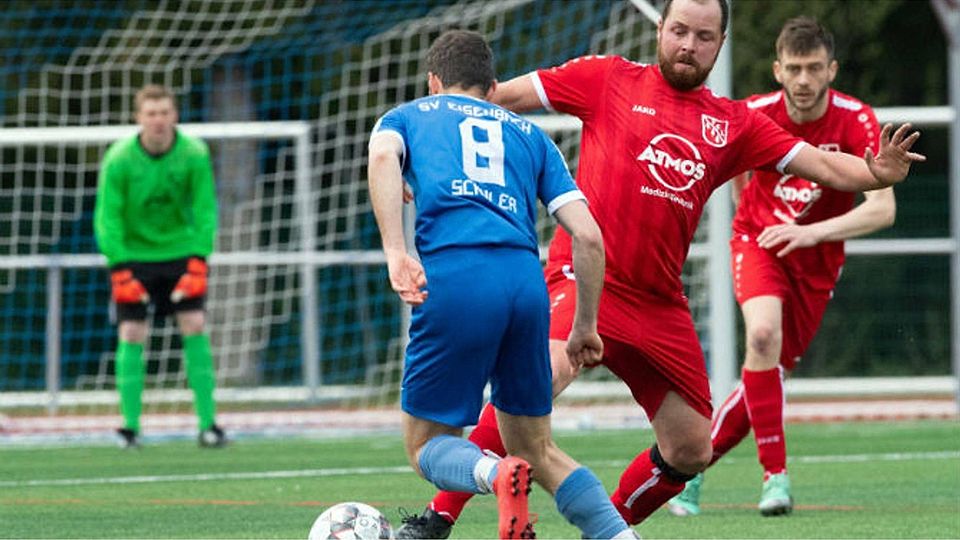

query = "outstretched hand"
(386, 252), (428, 306)
(566, 326), (604, 369)
(865, 123), (926, 186)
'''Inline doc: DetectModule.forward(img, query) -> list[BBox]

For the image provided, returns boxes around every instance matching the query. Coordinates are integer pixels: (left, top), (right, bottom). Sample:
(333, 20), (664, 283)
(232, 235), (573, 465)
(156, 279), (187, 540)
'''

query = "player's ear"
(427, 72), (443, 95)
(773, 60), (783, 84)
(827, 59), (838, 83)
(485, 80), (498, 102)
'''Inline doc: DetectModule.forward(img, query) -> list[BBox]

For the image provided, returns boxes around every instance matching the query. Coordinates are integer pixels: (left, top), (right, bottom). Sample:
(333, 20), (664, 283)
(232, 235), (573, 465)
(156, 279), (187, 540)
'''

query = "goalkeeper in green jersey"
(94, 84), (225, 449)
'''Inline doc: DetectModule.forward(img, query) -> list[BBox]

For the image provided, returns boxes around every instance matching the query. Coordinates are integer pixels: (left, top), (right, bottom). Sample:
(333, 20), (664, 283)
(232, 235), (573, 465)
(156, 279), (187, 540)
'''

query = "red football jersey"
(535, 56), (804, 303)
(733, 89), (880, 283)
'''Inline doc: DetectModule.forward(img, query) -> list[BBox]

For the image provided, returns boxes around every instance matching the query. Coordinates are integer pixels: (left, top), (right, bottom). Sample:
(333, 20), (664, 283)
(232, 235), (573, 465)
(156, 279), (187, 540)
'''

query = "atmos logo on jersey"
(772, 174), (822, 223)
(636, 133), (707, 193)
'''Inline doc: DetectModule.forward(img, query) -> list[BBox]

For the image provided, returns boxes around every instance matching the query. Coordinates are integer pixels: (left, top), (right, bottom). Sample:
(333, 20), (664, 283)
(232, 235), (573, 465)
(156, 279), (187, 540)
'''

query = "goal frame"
(0, 121), (331, 412)
(0, 102), (955, 412)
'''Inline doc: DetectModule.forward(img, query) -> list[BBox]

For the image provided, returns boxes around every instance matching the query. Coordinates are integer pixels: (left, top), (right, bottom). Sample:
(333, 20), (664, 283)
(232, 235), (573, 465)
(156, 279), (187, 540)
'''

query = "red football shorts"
(730, 234), (835, 370)
(547, 275), (713, 420)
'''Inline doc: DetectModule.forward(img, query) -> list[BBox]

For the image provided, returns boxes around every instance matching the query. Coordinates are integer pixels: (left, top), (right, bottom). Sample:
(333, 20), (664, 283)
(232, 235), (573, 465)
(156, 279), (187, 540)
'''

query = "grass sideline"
(1, 420), (958, 539)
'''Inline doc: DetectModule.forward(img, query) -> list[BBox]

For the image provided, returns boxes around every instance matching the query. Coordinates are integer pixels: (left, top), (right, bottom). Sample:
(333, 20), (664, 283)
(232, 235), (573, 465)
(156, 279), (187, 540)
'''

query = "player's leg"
(492, 264), (635, 540)
(740, 295), (792, 514)
(405, 411), (537, 540)
(402, 248), (537, 538)
(729, 235), (796, 515)
(709, 382), (753, 464)
(751, 284), (831, 516)
(610, 389), (711, 524)
(601, 324), (712, 525)
(175, 308), (224, 447)
(402, 280), (583, 538)
(115, 317), (148, 447)
(497, 409), (636, 539)
(154, 257), (221, 445)
(113, 261), (168, 447)
(412, 401), (505, 536)
(668, 381), (751, 516)
(403, 412), (493, 490)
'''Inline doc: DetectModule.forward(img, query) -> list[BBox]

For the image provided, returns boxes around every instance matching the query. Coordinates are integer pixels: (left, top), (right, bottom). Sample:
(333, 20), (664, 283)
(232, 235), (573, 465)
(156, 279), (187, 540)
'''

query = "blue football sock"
(418, 434), (496, 494)
(556, 467), (630, 539)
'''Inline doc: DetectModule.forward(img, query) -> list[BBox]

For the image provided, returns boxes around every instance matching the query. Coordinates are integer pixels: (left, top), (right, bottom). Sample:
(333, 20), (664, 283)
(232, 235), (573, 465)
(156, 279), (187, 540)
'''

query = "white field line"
(2, 451), (957, 489)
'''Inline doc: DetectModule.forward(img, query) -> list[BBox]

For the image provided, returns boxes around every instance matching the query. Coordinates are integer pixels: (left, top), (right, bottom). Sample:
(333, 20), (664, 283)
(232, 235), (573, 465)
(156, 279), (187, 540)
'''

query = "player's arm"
(785, 123), (924, 191)
(93, 155), (129, 266)
(170, 147), (218, 303)
(192, 145), (218, 256)
(553, 200), (605, 367)
(94, 152), (149, 303)
(367, 133), (427, 306)
(758, 187), (896, 257)
(491, 74), (543, 113)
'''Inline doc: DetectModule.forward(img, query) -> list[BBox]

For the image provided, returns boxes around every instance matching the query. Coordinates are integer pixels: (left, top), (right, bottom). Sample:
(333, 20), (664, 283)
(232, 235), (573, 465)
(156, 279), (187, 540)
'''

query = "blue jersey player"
(368, 30), (637, 539)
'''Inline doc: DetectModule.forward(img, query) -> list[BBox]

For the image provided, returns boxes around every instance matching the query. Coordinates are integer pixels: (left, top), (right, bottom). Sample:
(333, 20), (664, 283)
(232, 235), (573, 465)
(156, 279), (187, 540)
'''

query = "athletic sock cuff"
(650, 444), (698, 484)
(418, 435), (484, 494)
(556, 467), (628, 540)
(555, 467), (597, 513)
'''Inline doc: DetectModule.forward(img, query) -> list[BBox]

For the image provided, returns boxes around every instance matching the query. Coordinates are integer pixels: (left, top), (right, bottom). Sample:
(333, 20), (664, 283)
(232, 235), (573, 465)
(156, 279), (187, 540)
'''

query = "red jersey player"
(668, 16), (896, 518)
(396, 1), (922, 537)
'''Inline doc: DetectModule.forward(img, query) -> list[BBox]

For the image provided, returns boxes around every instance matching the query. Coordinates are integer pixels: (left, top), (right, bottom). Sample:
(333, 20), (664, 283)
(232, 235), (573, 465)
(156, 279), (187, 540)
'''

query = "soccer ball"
(308, 502), (394, 540)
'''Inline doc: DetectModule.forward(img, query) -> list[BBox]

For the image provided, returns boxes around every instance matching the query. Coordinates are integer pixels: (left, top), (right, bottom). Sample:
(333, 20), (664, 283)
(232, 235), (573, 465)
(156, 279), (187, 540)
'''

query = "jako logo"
(636, 133), (706, 192)
(632, 104), (656, 116)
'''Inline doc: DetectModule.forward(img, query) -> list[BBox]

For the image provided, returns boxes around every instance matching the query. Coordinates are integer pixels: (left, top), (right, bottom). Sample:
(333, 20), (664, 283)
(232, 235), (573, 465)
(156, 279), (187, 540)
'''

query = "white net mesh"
(0, 1), (709, 419)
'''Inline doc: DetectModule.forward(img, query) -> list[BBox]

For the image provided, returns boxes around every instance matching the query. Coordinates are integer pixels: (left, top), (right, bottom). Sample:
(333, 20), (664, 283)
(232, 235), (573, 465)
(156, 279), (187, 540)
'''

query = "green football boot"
(667, 473), (703, 517)
(758, 472), (793, 516)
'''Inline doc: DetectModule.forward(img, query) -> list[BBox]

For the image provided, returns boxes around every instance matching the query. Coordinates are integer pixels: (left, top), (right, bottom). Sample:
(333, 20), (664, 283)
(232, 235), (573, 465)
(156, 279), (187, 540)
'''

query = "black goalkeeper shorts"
(113, 257), (205, 322)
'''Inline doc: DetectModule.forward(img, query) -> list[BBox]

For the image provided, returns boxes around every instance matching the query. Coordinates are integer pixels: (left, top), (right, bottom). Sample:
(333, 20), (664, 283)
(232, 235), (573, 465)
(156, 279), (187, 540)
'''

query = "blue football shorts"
(401, 246), (553, 427)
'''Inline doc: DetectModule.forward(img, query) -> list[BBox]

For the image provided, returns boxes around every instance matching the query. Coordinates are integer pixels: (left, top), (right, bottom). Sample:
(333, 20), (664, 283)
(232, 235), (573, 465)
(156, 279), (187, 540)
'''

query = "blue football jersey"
(371, 94), (583, 255)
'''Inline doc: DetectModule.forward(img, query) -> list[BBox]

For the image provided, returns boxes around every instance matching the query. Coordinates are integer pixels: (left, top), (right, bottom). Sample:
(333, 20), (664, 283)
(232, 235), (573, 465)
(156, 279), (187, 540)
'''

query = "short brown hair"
(662, 0), (729, 34)
(134, 84), (177, 113)
(425, 30), (495, 94)
(776, 16), (834, 59)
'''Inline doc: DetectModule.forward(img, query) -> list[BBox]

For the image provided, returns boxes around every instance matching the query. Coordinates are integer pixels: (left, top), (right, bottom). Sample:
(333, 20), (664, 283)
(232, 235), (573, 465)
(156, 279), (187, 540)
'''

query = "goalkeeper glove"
(110, 269), (149, 304)
(171, 257), (208, 303)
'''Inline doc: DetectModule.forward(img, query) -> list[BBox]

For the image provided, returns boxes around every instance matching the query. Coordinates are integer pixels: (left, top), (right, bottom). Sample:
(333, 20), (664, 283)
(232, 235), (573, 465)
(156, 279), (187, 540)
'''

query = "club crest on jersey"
(701, 114), (728, 148)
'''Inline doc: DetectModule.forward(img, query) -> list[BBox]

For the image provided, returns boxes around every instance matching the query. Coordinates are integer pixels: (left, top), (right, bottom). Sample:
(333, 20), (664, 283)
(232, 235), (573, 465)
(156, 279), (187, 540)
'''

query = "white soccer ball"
(308, 502), (394, 540)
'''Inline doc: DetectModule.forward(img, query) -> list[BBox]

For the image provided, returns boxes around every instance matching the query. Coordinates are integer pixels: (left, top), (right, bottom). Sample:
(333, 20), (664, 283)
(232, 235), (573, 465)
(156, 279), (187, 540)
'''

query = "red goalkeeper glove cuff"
(110, 269), (149, 304)
(171, 257), (208, 303)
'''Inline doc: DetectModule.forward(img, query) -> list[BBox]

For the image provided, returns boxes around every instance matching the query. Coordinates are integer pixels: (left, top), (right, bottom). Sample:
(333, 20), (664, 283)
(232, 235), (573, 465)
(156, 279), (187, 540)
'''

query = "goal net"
(0, 0), (670, 421)
(0, 0), (954, 431)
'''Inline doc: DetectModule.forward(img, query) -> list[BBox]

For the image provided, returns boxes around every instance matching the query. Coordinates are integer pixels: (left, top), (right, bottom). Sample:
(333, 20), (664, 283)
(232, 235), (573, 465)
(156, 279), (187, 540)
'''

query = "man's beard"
(658, 47), (713, 91)
(784, 84), (829, 112)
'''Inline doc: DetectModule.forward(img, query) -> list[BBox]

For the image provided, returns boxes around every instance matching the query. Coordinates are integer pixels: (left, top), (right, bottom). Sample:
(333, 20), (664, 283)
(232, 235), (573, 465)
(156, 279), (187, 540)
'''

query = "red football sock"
(709, 383), (752, 466)
(429, 403), (505, 522)
(610, 448), (686, 525)
(742, 367), (787, 478)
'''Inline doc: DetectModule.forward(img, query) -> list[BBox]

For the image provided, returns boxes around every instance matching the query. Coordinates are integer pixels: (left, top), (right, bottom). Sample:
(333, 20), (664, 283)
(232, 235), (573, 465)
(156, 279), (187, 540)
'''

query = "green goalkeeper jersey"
(94, 130), (218, 267)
